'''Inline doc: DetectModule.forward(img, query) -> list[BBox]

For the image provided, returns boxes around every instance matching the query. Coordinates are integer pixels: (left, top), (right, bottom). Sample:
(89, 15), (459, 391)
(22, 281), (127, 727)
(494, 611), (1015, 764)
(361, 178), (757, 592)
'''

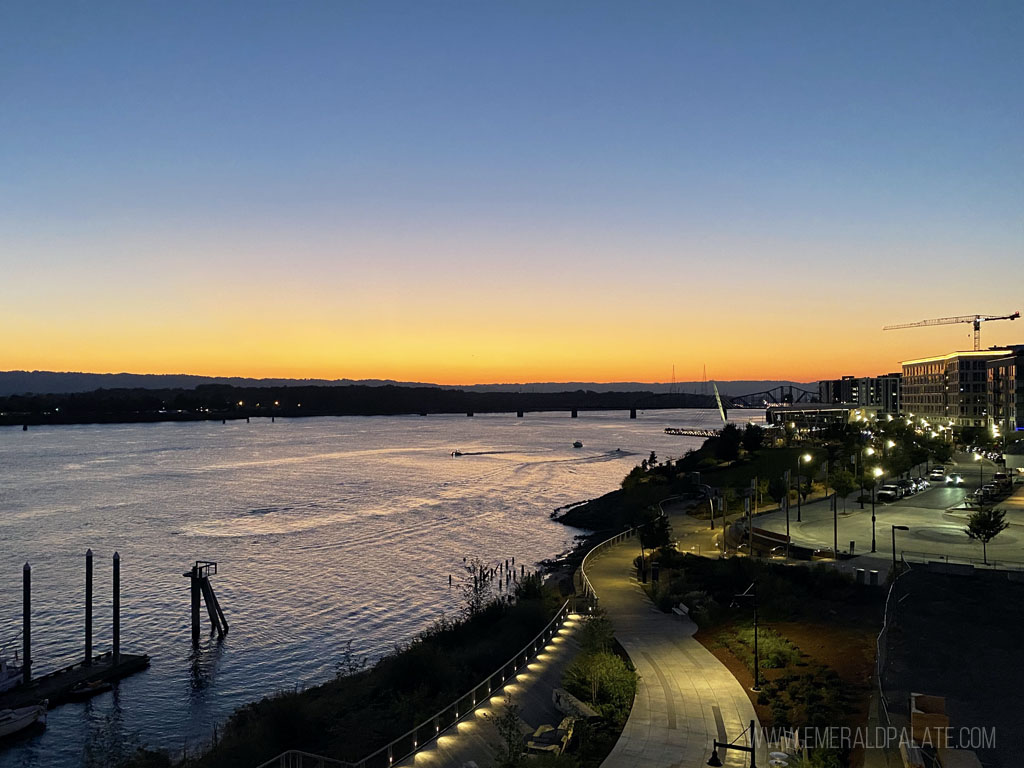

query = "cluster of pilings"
(452, 556), (530, 595)
(20, 549), (120, 687)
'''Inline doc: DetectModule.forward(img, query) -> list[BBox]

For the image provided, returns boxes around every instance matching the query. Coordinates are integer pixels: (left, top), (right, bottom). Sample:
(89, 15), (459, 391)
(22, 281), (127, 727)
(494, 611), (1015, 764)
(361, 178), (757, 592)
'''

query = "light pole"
(797, 453), (812, 522)
(871, 466), (884, 553)
(859, 447), (876, 509)
(706, 719), (758, 767)
(733, 582), (759, 691)
(892, 525), (909, 575)
(975, 452), (984, 488)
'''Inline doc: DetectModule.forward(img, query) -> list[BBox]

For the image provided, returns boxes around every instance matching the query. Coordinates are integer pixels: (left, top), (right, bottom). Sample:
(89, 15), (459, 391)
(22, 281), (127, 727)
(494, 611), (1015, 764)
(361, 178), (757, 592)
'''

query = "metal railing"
(256, 598), (574, 768)
(579, 526), (639, 601)
(899, 549), (1024, 571)
(256, 752), (351, 768)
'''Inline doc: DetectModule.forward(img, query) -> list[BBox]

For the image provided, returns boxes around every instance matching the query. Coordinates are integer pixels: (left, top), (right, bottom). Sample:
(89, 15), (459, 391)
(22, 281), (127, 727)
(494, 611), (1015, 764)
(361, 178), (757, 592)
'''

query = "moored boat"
(572, 441), (583, 448)
(66, 678), (114, 701)
(0, 700), (47, 738)
(0, 653), (22, 694)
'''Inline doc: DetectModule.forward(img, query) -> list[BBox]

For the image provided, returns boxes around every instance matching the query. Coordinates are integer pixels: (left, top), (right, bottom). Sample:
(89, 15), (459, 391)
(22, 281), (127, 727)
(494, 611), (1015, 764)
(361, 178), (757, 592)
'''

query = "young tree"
(578, 609), (615, 654)
(827, 469), (857, 513)
(460, 556), (494, 617)
(485, 694), (526, 768)
(640, 514), (671, 550)
(964, 507), (1009, 565)
(742, 424), (765, 452)
(716, 424), (742, 461)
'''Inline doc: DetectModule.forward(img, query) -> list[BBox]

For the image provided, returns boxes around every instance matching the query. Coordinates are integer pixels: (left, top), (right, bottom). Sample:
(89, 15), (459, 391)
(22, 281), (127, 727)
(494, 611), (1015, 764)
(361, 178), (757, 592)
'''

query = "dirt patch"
(697, 619), (877, 767)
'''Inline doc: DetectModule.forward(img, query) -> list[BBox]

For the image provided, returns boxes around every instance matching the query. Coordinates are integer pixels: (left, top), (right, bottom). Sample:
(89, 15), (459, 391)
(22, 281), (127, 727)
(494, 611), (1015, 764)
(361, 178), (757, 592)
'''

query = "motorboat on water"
(451, 450), (463, 457)
(0, 700), (47, 738)
(572, 441), (583, 448)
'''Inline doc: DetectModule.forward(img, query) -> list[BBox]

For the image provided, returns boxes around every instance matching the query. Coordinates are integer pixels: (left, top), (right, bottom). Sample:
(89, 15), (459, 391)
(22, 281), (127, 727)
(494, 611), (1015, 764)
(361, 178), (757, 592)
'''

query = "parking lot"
(753, 455), (1024, 568)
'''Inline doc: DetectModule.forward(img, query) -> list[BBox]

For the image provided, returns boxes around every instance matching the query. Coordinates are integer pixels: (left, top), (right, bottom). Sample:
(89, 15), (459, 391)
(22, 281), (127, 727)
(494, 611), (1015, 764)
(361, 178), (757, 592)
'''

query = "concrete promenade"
(585, 536), (765, 768)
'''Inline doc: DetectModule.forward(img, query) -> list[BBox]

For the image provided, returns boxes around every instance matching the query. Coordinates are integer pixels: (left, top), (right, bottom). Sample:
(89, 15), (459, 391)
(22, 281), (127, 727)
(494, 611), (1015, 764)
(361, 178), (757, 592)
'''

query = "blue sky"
(2, 2), (1022, 381)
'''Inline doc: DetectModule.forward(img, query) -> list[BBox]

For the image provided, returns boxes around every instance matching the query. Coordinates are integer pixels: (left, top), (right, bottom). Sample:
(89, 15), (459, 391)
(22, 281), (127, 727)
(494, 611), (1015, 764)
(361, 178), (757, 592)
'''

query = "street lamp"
(797, 453), (812, 522)
(859, 447), (876, 509)
(871, 466), (884, 553)
(974, 452), (984, 488)
(707, 719), (758, 767)
(892, 525), (909, 575)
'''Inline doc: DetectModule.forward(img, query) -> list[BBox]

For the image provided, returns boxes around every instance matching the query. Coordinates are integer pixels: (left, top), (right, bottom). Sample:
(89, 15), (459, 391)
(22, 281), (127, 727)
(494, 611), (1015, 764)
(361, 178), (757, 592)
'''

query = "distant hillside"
(0, 370), (813, 398)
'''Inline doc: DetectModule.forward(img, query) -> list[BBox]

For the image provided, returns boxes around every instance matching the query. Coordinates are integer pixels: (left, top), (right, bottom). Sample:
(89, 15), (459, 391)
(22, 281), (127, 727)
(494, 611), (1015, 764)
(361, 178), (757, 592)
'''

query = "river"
(0, 409), (739, 766)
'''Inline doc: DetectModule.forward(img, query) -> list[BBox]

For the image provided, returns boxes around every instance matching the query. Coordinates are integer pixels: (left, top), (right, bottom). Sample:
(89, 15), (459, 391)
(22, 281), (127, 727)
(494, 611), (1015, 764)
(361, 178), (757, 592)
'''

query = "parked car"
(769, 545), (788, 559)
(993, 472), (1011, 488)
(811, 547), (836, 560)
(914, 477), (931, 490)
(896, 479), (916, 496)
(876, 485), (900, 502)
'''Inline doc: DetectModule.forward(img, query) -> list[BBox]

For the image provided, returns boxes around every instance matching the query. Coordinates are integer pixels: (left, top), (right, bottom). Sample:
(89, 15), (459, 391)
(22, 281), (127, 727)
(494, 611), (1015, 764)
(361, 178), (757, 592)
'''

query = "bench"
(672, 603), (689, 617)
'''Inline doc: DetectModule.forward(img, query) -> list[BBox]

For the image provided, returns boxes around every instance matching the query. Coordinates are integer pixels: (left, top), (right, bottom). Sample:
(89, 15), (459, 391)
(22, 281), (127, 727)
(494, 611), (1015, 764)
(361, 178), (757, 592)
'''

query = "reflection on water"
(0, 410), (740, 766)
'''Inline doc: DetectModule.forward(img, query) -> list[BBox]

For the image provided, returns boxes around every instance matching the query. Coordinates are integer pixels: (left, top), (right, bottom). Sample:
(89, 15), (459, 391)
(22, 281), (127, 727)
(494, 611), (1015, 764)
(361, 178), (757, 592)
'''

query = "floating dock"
(0, 651), (150, 709)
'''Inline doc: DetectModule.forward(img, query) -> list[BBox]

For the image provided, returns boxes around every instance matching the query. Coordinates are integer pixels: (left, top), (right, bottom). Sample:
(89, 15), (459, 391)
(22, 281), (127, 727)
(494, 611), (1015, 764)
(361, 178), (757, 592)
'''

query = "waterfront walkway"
(585, 532), (765, 768)
(395, 613), (583, 768)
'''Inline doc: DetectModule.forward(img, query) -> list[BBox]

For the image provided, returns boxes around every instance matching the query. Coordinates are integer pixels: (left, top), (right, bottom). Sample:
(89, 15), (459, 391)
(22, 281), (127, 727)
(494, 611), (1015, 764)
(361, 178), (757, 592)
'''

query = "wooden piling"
(113, 552), (120, 664)
(571, 409), (578, 418)
(630, 408), (637, 419)
(85, 549), (93, 666)
(185, 561), (228, 641)
(23, 562), (31, 685)
(190, 566), (201, 644)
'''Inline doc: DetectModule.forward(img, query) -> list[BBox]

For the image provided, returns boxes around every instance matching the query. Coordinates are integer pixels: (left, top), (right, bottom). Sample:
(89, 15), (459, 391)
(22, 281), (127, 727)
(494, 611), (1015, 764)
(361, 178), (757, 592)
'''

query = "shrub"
(563, 651), (637, 722)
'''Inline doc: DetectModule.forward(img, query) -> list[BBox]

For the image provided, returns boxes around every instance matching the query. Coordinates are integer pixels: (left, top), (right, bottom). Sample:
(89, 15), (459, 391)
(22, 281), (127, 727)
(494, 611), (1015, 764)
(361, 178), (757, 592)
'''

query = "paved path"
(585, 537), (765, 768)
(396, 614), (583, 768)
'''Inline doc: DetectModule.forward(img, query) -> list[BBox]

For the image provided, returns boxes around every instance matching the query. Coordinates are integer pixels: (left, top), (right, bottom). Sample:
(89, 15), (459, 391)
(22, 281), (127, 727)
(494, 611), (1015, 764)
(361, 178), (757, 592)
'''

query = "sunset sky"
(2, 2), (1021, 384)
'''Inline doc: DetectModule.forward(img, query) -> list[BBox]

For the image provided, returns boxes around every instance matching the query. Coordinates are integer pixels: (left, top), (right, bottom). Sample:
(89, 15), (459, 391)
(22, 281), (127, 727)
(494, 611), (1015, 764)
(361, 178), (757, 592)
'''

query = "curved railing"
(257, 598), (574, 768)
(578, 526), (639, 602)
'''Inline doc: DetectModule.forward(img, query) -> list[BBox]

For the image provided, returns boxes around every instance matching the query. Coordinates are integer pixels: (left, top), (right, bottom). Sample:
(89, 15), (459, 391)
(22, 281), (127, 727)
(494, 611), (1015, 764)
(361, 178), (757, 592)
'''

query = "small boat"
(572, 441), (583, 448)
(0, 700), (47, 738)
(0, 653), (22, 694)
(67, 678), (114, 701)
(451, 450), (463, 457)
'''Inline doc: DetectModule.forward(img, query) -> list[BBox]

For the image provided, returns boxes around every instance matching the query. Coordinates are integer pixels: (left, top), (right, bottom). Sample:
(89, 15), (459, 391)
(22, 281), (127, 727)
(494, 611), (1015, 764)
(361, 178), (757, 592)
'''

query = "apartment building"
(817, 373), (902, 414)
(988, 347), (1024, 435)
(901, 350), (1007, 429)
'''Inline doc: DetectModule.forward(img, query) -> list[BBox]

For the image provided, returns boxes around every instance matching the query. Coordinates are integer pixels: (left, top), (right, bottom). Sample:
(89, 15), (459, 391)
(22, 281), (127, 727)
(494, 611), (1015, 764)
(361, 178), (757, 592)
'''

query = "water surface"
(0, 409), (733, 766)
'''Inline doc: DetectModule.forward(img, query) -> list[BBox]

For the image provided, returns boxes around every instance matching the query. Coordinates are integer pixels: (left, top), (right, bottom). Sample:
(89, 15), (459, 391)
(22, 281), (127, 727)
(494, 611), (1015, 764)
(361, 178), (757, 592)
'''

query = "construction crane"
(883, 312), (1020, 351)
